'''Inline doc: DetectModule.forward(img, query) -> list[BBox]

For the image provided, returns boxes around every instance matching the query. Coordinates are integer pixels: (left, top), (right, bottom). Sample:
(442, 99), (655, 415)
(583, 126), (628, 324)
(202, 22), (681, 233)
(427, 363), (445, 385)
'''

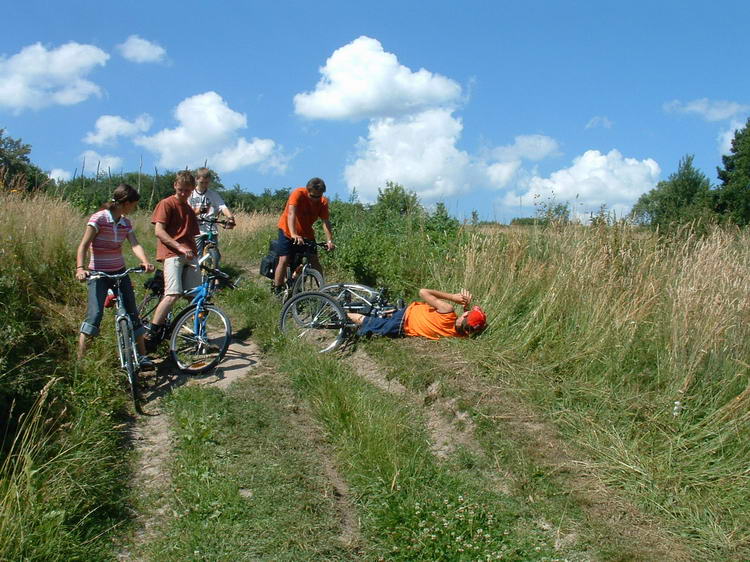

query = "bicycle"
(276, 240), (328, 302)
(88, 267), (147, 413)
(138, 258), (235, 373)
(195, 216), (234, 270)
(279, 283), (404, 353)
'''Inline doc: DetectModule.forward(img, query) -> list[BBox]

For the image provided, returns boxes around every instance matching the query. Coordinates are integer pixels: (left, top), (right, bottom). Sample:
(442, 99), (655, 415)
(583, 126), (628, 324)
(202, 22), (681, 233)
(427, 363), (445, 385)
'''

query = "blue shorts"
(276, 229), (317, 257)
(357, 308), (406, 338)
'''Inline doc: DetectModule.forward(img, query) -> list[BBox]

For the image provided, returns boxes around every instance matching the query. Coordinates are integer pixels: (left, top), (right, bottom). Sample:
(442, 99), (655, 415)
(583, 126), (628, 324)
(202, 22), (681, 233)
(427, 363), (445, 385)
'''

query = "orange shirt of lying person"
(402, 302), (461, 340)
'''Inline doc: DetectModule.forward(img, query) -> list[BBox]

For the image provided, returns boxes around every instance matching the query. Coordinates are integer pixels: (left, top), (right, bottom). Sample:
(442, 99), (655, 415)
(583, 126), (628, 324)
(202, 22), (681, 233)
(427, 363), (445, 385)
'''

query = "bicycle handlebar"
(198, 216), (234, 228)
(87, 267), (146, 280)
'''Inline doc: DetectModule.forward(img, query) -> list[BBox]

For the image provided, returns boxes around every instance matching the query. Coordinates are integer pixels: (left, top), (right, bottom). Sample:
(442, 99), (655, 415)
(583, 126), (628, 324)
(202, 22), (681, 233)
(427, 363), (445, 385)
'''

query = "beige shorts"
(163, 256), (201, 296)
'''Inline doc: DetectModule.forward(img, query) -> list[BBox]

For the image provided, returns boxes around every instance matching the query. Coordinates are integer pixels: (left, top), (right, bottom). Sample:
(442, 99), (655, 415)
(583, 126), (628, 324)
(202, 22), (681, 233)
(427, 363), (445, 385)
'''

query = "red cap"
(466, 306), (487, 330)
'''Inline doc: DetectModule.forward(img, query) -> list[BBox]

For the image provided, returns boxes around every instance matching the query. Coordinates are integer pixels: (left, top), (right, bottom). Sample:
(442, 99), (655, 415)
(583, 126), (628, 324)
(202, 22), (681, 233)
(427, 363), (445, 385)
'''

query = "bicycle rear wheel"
(117, 318), (142, 413)
(169, 304), (232, 373)
(137, 293), (161, 323)
(279, 292), (347, 353)
(292, 267), (324, 296)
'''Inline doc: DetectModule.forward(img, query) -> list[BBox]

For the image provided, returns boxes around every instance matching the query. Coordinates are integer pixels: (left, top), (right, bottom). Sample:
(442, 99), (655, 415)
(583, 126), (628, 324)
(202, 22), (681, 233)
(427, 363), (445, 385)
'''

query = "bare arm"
(75, 225), (97, 281)
(321, 218), (335, 250)
(418, 288), (473, 314)
(154, 222), (195, 260)
(287, 205), (303, 244)
(127, 232), (155, 272)
(220, 206), (235, 228)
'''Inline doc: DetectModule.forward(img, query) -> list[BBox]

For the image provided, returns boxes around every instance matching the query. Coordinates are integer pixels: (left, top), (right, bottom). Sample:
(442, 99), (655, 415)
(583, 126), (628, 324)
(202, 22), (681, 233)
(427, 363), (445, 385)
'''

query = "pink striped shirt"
(87, 210), (133, 272)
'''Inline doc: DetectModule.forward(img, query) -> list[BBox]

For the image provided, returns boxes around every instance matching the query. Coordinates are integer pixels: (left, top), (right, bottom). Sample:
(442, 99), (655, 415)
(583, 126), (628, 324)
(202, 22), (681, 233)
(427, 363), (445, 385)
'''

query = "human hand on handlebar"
(291, 234), (304, 245)
(76, 268), (88, 282)
(177, 244), (195, 260)
(325, 240), (335, 251)
(141, 262), (155, 273)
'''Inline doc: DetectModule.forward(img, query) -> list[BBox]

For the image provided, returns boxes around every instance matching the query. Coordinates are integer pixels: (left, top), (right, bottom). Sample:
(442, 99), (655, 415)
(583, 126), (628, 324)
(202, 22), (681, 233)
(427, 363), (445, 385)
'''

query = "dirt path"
(116, 336), (261, 560)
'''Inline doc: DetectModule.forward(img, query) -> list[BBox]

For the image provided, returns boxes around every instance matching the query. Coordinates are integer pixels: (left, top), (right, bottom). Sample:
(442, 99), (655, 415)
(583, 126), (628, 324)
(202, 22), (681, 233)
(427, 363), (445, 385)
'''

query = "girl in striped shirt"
(75, 183), (155, 363)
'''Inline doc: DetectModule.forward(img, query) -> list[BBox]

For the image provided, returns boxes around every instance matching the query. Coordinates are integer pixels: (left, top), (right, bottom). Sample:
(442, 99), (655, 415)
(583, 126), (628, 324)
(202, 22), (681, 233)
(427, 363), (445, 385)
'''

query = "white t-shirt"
(188, 189), (227, 234)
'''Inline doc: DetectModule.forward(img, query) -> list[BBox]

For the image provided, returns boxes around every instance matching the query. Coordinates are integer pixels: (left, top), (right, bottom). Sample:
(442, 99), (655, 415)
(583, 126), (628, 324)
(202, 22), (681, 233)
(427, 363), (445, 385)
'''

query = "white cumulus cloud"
(504, 149), (661, 216)
(84, 114), (152, 145)
(664, 98), (749, 122)
(0, 42), (108, 112)
(718, 119), (746, 155)
(48, 168), (72, 183)
(134, 91), (285, 173)
(80, 150), (123, 174)
(344, 109), (473, 202)
(483, 134), (560, 189)
(294, 36), (461, 120)
(117, 35), (167, 63)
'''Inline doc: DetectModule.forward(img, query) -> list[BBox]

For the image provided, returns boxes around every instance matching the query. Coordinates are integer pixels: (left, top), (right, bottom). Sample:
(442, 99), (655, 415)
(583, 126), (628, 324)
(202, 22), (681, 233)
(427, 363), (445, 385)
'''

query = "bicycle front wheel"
(292, 267), (324, 296)
(169, 304), (232, 373)
(279, 292), (347, 353)
(117, 317), (141, 413)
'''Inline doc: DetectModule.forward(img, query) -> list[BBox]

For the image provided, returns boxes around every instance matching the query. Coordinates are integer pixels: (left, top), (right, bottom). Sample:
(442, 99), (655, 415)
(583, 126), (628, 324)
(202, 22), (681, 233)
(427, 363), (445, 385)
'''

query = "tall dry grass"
(433, 222), (750, 554)
(0, 191), (134, 559)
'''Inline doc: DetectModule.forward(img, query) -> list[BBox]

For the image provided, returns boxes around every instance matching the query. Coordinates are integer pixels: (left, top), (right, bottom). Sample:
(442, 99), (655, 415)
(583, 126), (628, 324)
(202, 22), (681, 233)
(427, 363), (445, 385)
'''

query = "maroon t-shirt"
(151, 195), (200, 262)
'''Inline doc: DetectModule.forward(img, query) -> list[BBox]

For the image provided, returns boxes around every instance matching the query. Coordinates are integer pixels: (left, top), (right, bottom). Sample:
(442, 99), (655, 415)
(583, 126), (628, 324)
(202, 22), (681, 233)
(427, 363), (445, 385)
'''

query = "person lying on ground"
(347, 288), (487, 340)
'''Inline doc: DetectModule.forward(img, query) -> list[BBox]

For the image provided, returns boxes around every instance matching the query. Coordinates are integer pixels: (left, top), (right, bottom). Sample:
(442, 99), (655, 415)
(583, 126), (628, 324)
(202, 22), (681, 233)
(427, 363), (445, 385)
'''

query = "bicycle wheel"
(117, 318), (142, 413)
(137, 293), (161, 323)
(279, 292), (347, 353)
(292, 267), (324, 296)
(169, 304), (232, 373)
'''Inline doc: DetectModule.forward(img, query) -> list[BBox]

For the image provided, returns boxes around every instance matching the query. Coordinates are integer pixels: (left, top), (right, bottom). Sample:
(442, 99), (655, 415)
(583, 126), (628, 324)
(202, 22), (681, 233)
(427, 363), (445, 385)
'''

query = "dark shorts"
(276, 229), (317, 257)
(357, 308), (406, 338)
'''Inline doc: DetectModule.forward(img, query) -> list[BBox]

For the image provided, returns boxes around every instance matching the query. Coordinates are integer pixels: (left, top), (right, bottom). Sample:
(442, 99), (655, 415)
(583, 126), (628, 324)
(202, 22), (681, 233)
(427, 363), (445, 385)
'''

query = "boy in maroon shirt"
(145, 171), (201, 347)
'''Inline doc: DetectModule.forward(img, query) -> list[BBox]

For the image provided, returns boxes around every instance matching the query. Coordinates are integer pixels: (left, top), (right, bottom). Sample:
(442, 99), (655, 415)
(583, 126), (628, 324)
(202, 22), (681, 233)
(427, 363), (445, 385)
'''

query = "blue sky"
(2, 0), (748, 222)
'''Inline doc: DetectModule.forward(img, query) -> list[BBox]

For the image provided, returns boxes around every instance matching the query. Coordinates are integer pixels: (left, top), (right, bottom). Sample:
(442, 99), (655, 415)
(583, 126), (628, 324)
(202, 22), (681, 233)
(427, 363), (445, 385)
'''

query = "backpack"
(259, 239), (280, 279)
(143, 269), (165, 295)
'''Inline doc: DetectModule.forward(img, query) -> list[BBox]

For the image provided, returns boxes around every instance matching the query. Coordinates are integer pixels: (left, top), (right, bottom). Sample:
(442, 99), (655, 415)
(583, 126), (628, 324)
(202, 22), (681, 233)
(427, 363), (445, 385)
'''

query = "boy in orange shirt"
(272, 177), (335, 293)
(347, 288), (487, 340)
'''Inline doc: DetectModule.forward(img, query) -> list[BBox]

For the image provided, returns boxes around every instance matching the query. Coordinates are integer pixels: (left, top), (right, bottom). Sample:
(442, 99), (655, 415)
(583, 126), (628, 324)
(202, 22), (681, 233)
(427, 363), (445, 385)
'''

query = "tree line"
(3, 118), (750, 228)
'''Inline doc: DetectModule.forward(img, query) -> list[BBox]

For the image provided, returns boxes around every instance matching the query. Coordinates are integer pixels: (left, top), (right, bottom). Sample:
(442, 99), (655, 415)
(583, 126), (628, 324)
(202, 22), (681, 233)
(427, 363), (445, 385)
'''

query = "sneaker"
(138, 355), (155, 371)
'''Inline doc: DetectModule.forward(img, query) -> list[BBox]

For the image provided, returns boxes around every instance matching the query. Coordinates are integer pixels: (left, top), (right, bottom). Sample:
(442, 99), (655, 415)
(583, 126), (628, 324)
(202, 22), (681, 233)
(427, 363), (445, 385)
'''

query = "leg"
(347, 313), (365, 325)
(78, 276), (109, 359)
(274, 254), (291, 288)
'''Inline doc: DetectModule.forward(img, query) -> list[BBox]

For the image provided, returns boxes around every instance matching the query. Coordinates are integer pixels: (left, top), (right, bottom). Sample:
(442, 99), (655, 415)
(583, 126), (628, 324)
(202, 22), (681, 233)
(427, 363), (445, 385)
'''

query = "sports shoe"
(138, 355), (155, 371)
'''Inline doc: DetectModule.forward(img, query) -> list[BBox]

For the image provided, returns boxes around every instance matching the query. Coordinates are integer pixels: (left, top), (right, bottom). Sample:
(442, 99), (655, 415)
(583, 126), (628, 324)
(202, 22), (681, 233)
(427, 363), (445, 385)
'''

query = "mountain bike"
(195, 216), (234, 270)
(279, 283), (404, 353)
(276, 240), (327, 302)
(88, 267), (147, 413)
(138, 258), (235, 373)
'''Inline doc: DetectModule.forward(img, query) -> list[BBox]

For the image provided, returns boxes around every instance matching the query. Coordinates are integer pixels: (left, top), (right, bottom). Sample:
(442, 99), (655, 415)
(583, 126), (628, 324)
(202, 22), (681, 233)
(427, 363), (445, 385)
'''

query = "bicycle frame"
(113, 280), (139, 371)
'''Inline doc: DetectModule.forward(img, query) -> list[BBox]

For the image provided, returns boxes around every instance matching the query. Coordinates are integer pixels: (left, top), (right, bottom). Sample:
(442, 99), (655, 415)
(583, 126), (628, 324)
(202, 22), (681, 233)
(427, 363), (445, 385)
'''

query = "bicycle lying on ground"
(276, 240), (328, 302)
(138, 257), (235, 373)
(278, 283), (405, 353)
(88, 267), (147, 413)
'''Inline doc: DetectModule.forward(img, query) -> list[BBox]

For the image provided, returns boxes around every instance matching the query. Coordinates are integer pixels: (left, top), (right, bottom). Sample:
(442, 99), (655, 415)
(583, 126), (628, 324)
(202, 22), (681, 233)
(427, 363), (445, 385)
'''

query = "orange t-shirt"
(402, 302), (461, 340)
(277, 187), (329, 239)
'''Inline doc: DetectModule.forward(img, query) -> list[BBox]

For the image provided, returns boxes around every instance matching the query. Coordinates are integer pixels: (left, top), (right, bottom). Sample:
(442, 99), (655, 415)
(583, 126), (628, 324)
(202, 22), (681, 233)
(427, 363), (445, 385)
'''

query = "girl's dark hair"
(102, 183), (140, 211)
